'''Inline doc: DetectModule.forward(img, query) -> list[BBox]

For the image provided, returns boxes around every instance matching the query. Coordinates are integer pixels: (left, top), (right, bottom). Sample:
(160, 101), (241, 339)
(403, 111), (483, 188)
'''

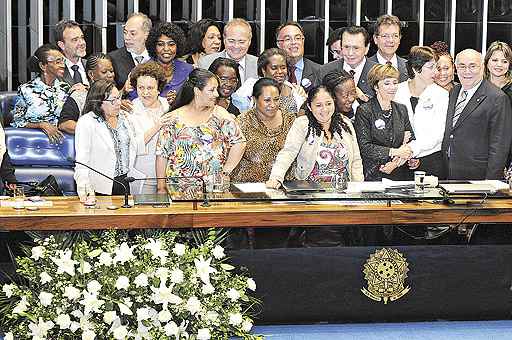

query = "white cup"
(414, 171), (427, 193)
(13, 187), (25, 209)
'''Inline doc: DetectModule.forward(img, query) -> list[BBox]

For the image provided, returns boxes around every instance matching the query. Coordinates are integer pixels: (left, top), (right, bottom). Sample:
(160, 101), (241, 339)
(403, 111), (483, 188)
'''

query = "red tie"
(288, 64), (297, 84)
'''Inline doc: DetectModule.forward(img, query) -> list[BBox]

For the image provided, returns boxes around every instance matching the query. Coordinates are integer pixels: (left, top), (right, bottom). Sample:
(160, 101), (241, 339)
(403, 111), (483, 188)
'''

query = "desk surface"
(1, 195), (512, 230)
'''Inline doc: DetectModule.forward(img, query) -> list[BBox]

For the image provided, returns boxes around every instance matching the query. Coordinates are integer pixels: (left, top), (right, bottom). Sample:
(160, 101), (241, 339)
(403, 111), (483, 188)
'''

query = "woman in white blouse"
(394, 46), (449, 178)
(127, 61), (171, 194)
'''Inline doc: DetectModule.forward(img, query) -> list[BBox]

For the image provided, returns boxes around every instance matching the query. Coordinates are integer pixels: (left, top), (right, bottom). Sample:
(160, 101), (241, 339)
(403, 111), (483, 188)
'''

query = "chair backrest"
(0, 91), (18, 127)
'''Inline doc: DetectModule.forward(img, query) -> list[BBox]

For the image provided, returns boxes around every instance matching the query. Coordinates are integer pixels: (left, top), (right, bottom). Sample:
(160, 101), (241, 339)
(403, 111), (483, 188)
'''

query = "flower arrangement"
(0, 230), (260, 339)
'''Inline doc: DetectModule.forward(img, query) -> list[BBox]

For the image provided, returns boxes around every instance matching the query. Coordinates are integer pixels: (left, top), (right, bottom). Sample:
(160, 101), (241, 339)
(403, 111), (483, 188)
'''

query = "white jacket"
(74, 112), (145, 194)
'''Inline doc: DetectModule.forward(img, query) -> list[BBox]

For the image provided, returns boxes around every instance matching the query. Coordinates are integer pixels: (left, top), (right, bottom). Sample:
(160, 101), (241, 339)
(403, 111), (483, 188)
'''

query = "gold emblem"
(361, 248), (410, 304)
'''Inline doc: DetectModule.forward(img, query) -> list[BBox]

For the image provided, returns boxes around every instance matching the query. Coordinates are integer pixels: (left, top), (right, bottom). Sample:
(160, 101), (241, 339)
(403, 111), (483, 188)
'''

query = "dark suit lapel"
(62, 67), (73, 85)
(446, 85), (461, 130)
(358, 61), (371, 92)
(453, 82), (487, 130)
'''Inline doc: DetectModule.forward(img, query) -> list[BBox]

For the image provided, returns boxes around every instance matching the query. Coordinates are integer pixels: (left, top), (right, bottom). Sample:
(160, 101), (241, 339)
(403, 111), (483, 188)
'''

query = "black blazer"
(108, 47), (136, 89)
(62, 58), (87, 86)
(315, 58), (377, 98)
(301, 57), (321, 89)
(354, 97), (415, 181)
(441, 80), (512, 180)
(367, 54), (409, 83)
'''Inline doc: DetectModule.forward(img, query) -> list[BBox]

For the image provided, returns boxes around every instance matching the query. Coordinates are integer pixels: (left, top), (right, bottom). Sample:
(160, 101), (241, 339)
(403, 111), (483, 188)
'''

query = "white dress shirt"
(343, 57), (367, 112)
(376, 52), (398, 69)
(65, 58), (89, 85)
(130, 50), (150, 65)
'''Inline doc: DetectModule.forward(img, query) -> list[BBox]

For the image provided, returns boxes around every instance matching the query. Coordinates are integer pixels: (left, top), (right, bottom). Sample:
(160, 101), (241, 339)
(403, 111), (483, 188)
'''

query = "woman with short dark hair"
(323, 70), (357, 121)
(208, 57), (241, 116)
(186, 19), (222, 66)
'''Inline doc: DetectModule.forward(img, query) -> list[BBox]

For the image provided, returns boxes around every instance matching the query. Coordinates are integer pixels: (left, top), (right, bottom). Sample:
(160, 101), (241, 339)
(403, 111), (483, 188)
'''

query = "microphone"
(66, 157), (132, 208)
(126, 175), (210, 207)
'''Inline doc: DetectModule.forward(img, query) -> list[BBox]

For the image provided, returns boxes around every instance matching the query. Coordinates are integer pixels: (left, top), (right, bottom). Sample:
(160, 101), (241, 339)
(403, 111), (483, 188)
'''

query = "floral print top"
(308, 139), (349, 183)
(11, 77), (70, 128)
(156, 109), (246, 178)
(97, 114), (131, 177)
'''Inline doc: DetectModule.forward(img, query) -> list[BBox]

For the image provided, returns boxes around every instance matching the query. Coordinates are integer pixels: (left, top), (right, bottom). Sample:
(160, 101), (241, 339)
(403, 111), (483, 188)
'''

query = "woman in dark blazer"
(354, 64), (417, 181)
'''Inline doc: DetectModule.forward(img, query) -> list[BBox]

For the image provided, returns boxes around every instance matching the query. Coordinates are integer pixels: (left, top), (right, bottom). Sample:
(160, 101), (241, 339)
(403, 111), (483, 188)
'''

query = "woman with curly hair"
(127, 22), (193, 106)
(430, 41), (456, 92)
(186, 19), (222, 66)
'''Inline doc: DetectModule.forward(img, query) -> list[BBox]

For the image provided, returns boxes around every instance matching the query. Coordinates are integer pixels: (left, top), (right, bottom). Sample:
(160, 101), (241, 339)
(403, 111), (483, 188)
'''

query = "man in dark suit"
(54, 20), (88, 86)
(108, 13), (152, 89)
(368, 14), (408, 82)
(276, 21), (321, 91)
(442, 49), (512, 180)
(316, 26), (377, 111)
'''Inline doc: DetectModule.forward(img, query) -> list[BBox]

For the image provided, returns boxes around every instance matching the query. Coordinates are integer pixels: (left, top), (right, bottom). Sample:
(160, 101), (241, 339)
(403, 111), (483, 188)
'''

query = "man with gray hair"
(198, 18), (257, 83)
(108, 12), (152, 88)
(442, 49), (512, 180)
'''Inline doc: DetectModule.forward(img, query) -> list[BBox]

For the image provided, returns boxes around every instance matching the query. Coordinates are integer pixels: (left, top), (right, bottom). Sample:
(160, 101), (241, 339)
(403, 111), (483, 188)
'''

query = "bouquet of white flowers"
(0, 230), (260, 339)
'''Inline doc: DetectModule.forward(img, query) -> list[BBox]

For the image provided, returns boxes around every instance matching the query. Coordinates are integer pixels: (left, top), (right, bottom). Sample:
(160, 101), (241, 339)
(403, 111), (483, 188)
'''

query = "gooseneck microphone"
(66, 157), (132, 208)
(125, 175), (210, 207)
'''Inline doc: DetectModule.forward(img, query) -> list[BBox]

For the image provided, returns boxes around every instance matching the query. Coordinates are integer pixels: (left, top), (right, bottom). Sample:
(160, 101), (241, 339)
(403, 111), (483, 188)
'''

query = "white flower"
(202, 284), (215, 295)
(112, 325), (128, 339)
(150, 282), (182, 309)
(2, 283), (16, 298)
(80, 291), (105, 314)
(82, 329), (96, 340)
(173, 243), (186, 256)
(144, 238), (169, 263)
(4, 332), (13, 340)
(247, 278), (256, 291)
(205, 311), (219, 323)
(186, 296), (202, 315)
(31, 246), (45, 260)
(158, 309), (172, 322)
(13, 296), (28, 314)
(28, 317), (54, 339)
(98, 252), (113, 266)
(115, 276), (130, 290)
(70, 321), (80, 332)
(113, 242), (135, 264)
(155, 267), (169, 281)
(194, 256), (216, 285)
(87, 280), (102, 294)
(117, 302), (133, 316)
(229, 313), (243, 326)
(226, 288), (240, 302)
(78, 261), (92, 274)
(197, 328), (211, 340)
(63, 286), (81, 300)
(39, 291), (54, 306)
(242, 319), (253, 332)
(212, 245), (225, 259)
(134, 273), (149, 288)
(56, 313), (72, 329)
(164, 321), (180, 337)
(51, 249), (78, 276)
(170, 268), (184, 284)
(40, 271), (52, 284)
(136, 307), (151, 322)
(103, 310), (118, 324)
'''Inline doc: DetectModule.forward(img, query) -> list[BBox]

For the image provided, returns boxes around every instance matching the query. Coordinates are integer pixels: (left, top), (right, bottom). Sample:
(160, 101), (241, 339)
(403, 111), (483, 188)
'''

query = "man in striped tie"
(441, 49), (512, 180)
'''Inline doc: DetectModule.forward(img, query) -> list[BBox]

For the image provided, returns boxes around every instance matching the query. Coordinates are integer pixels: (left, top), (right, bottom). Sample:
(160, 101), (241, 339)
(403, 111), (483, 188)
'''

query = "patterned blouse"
(308, 139), (349, 183)
(232, 108), (296, 182)
(96, 114), (131, 177)
(11, 77), (70, 128)
(156, 108), (246, 178)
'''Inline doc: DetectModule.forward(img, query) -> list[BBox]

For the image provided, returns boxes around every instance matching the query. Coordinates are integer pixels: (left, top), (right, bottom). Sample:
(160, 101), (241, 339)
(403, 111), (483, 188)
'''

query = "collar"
(65, 58), (84, 70)
(343, 57), (366, 78)
(294, 57), (304, 71)
(376, 52), (398, 67)
(460, 79), (483, 99)
(130, 50), (150, 60)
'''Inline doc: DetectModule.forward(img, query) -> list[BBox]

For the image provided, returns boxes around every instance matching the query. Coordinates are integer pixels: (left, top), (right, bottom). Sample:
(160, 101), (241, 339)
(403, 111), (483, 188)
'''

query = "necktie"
(349, 69), (356, 78)
(71, 65), (83, 84)
(135, 56), (144, 64)
(288, 64), (297, 84)
(386, 61), (392, 66)
(452, 90), (468, 127)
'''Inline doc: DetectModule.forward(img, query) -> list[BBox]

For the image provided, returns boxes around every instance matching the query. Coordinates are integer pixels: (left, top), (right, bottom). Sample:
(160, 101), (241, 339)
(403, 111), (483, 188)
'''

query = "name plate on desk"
(133, 194), (170, 206)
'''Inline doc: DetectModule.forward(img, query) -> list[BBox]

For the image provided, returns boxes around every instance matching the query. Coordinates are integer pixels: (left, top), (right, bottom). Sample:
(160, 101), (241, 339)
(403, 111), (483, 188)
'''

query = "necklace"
(382, 107), (392, 119)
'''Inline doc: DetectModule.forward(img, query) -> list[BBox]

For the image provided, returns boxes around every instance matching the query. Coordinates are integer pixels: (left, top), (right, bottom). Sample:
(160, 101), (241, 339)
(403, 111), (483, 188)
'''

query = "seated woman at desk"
(74, 80), (144, 199)
(11, 44), (70, 143)
(155, 69), (246, 193)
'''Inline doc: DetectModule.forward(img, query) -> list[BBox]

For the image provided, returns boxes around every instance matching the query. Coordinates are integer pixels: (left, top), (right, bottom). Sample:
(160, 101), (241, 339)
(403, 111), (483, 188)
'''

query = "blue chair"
(0, 91), (17, 127)
(4, 127), (77, 195)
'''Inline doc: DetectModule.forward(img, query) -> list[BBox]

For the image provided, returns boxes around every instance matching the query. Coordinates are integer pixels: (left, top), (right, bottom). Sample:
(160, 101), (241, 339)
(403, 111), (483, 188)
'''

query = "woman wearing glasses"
(74, 79), (144, 199)
(11, 44), (70, 143)
(394, 46), (448, 178)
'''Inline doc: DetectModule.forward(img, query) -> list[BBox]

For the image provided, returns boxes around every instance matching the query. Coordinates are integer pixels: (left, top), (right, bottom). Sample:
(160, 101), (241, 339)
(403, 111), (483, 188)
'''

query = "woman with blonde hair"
(484, 41), (512, 102)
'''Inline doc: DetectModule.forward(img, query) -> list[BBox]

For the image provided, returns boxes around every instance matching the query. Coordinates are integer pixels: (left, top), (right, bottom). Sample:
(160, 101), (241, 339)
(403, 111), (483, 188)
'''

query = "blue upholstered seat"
(0, 91), (17, 127)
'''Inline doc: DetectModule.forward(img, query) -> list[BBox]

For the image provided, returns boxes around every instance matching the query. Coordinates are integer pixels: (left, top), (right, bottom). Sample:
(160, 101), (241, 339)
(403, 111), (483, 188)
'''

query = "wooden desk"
(1, 196), (512, 230)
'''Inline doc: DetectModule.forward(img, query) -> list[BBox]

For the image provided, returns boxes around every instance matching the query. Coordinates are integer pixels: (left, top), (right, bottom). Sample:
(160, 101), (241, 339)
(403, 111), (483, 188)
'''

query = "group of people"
(5, 13), (512, 240)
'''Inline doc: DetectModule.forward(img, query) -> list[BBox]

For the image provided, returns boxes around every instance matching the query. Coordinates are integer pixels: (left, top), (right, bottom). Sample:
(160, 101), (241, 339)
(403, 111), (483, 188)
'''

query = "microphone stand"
(67, 157), (132, 208)
(125, 175), (210, 207)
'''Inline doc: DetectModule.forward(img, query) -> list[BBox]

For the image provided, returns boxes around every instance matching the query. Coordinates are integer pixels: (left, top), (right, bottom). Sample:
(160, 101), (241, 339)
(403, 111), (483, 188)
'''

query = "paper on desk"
(234, 182), (269, 193)
(382, 178), (415, 187)
(346, 181), (386, 193)
(1, 200), (53, 207)
(470, 180), (509, 190)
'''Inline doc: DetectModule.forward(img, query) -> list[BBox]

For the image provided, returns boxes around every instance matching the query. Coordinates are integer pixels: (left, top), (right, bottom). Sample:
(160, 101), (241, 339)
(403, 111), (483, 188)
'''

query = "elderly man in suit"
(276, 21), (321, 90)
(368, 14), (408, 82)
(442, 49), (512, 180)
(316, 26), (377, 112)
(54, 20), (88, 86)
(198, 18), (257, 84)
(108, 13), (152, 89)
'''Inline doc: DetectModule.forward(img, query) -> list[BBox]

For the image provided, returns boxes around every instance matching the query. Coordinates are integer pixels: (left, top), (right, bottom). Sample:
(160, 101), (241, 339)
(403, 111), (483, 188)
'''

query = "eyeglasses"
(455, 63), (481, 72)
(46, 57), (65, 64)
(330, 49), (342, 58)
(103, 97), (121, 104)
(376, 34), (400, 40)
(277, 35), (304, 44)
(225, 38), (249, 46)
(156, 40), (176, 48)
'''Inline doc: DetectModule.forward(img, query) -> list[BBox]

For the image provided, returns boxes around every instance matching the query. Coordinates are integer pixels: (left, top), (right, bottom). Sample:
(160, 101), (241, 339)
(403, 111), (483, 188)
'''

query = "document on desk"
(469, 180), (508, 191)
(346, 182), (386, 193)
(234, 182), (269, 193)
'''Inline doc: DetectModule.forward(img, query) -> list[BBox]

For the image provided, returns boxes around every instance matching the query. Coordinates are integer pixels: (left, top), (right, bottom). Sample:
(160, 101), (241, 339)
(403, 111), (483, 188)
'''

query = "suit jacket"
(62, 59), (87, 86)
(108, 47), (136, 89)
(441, 80), (512, 180)
(300, 57), (321, 89)
(197, 51), (258, 82)
(354, 97), (415, 181)
(368, 53), (409, 83)
(315, 58), (377, 98)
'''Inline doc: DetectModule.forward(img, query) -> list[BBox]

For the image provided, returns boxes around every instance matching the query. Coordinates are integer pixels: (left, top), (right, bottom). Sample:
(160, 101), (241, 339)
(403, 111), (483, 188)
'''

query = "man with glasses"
(54, 20), (88, 86)
(276, 21), (320, 90)
(368, 14), (408, 82)
(198, 18), (257, 84)
(108, 13), (152, 89)
(442, 49), (512, 180)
